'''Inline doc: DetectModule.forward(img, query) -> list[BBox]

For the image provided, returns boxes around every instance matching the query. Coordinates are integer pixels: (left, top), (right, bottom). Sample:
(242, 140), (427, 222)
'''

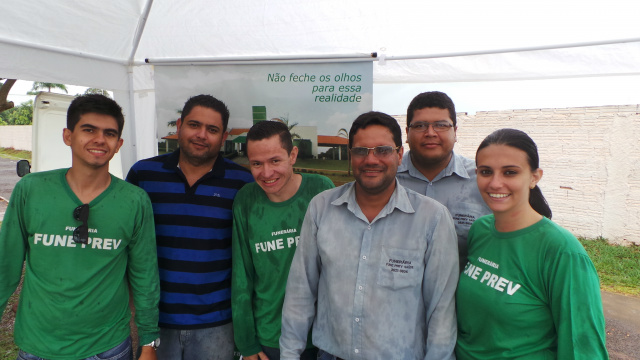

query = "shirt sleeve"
(422, 206), (459, 360)
(124, 164), (139, 186)
(279, 200), (321, 360)
(127, 191), (160, 345)
(231, 197), (263, 357)
(550, 250), (608, 359)
(0, 180), (27, 312)
(322, 176), (336, 191)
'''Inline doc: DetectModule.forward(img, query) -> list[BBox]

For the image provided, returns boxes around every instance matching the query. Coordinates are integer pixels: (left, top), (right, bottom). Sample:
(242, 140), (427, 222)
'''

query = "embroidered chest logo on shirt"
(385, 258), (415, 274)
(452, 213), (476, 227)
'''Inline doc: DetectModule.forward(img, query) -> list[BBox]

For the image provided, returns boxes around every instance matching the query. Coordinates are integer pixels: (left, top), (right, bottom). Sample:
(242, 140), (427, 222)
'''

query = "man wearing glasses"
(0, 94), (160, 359)
(397, 91), (490, 270)
(280, 112), (458, 360)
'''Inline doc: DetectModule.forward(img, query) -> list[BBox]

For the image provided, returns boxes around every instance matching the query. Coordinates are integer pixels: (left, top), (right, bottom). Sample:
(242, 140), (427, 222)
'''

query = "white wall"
(0, 125), (32, 151)
(395, 104), (640, 245)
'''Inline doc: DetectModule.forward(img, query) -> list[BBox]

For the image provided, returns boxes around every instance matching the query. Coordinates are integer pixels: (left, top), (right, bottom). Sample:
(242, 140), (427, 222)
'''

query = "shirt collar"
(398, 150), (471, 181)
(163, 149), (226, 179)
(332, 180), (415, 222)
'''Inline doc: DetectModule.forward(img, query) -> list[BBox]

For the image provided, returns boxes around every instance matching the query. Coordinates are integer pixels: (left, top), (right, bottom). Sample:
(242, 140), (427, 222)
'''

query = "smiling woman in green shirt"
(456, 128), (608, 360)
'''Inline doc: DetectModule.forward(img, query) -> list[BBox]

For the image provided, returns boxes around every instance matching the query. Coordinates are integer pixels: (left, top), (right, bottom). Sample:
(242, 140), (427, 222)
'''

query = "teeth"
(489, 193), (509, 198)
(263, 179), (277, 184)
(89, 150), (105, 154)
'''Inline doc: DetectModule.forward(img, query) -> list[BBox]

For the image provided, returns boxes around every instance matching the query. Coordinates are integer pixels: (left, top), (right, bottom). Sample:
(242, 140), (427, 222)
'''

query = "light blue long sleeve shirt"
(397, 151), (491, 269)
(280, 181), (459, 360)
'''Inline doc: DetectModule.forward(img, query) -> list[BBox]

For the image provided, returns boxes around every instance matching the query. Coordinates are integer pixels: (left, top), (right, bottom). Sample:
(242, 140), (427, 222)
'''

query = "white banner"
(154, 62), (372, 160)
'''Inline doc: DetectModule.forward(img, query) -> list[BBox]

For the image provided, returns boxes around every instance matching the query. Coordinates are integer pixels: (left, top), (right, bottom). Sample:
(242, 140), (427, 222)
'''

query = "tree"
(0, 100), (33, 125)
(0, 78), (17, 113)
(272, 115), (301, 139)
(83, 88), (111, 97)
(337, 128), (351, 175)
(167, 109), (182, 135)
(29, 82), (68, 94)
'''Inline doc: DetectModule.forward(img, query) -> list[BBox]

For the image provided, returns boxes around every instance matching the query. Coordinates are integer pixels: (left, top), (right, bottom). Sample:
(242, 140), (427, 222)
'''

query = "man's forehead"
(77, 113), (119, 129)
(184, 106), (222, 119)
(353, 125), (395, 140)
(414, 107), (451, 119)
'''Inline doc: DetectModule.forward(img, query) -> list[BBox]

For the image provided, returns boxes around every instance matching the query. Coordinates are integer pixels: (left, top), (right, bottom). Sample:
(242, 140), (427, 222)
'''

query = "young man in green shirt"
(0, 94), (160, 360)
(231, 120), (334, 360)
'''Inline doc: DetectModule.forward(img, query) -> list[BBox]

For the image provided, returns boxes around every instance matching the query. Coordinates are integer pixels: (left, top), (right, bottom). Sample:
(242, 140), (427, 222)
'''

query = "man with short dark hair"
(127, 94), (254, 360)
(231, 120), (334, 360)
(0, 94), (160, 359)
(280, 111), (459, 360)
(398, 91), (490, 269)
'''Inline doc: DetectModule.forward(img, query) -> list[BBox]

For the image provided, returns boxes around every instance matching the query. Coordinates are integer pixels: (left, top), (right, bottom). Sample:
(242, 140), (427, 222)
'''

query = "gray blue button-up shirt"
(280, 181), (458, 360)
(397, 151), (491, 269)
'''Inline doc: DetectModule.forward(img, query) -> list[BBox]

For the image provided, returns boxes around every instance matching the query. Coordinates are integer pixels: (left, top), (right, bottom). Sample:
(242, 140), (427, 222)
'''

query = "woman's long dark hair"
(476, 128), (552, 219)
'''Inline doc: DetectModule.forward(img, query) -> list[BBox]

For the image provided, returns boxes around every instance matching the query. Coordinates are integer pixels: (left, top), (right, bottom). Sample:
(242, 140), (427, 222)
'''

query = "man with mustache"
(127, 94), (254, 360)
(397, 91), (490, 270)
(280, 111), (458, 360)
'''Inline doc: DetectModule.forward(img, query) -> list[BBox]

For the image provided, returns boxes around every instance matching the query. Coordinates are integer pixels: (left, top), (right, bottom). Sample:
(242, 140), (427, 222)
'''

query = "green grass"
(0, 237), (19, 359)
(294, 159), (353, 186)
(0, 294), (19, 360)
(579, 237), (640, 296)
(0, 148), (31, 161)
(295, 158), (349, 171)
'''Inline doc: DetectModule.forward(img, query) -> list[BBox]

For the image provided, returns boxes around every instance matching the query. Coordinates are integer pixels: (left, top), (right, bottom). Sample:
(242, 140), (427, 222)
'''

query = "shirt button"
(354, 349), (359, 354)
(362, 255), (367, 260)
(358, 285), (363, 290)
(355, 318), (360, 322)
(367, 225), (371, 230)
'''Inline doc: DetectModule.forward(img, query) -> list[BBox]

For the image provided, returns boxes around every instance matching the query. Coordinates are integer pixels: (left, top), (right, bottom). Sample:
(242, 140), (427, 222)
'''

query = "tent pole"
(0, 36), (127, 65)
(124, 0), (154, 167)
(144, 53), (377, 65)
(383, 37), (640, 61)
(128, 0), (154, 64)
(142, 37), (640, 66)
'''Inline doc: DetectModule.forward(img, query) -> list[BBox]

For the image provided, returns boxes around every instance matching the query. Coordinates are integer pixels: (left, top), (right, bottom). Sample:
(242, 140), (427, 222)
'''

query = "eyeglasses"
(350, 146), (400, 158)
(407, 121), (454, 133)
(73, 204), (90, 244)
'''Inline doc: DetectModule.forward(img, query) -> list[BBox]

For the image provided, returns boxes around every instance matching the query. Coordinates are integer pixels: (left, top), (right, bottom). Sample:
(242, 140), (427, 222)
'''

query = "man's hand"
(243, 351), (270, 360)
(138, 346), (157, 360)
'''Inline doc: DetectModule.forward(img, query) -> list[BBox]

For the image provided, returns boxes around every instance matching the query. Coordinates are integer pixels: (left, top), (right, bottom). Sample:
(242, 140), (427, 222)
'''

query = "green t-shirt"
(0, 169), (160, 359)
(231, 173), (334, 356)
(456, 215), (608, 360)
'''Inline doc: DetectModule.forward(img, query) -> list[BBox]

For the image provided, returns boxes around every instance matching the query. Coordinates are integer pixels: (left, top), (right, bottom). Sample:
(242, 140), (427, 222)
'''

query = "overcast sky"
(7, 75), (640, 116)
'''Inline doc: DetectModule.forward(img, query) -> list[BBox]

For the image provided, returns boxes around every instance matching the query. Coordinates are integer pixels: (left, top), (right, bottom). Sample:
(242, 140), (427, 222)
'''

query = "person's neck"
(266, 173), (303, 203)
(493, 207), (543, 233)
(179, 154), (217, 187)
(65, 166), (112, 204)
(355, 182), (396, 223)
(411, 152), (452, 182)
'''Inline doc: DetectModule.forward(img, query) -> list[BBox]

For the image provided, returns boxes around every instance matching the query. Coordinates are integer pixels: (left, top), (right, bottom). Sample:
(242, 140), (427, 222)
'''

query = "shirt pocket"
(377, 246), (423, 290)
(449, 202), (488, 236)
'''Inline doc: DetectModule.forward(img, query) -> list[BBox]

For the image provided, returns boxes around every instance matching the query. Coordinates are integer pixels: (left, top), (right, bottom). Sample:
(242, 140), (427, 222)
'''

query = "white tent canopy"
(2, 0), (639, 171)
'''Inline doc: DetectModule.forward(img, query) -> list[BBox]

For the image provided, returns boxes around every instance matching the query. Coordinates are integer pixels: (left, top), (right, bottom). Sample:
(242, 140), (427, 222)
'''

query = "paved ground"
(602, 291), (640, 359)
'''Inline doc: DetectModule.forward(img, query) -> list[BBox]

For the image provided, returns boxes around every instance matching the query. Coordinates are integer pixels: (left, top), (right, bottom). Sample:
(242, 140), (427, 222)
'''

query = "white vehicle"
(17, 92), (123, 178)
